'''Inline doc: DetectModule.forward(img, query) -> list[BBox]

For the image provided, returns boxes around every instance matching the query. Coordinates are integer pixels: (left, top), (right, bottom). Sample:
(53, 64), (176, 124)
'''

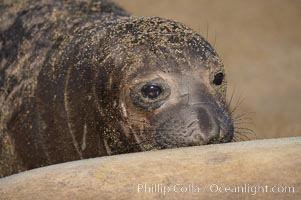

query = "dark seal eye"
(213, 72), (224, 85)
(130, 80), (170, 110)
(141, 84), (162, 99)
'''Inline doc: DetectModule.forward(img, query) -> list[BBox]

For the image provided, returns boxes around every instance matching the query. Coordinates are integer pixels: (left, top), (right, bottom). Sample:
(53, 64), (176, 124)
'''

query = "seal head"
(64, 17), (234, 153)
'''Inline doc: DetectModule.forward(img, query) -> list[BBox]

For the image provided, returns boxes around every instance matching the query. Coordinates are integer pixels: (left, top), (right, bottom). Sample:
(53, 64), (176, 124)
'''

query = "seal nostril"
(197, 108), (214, 134)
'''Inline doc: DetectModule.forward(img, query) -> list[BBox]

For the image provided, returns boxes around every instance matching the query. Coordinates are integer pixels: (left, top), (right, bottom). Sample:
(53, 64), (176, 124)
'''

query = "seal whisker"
(213, 29), (217, 48)
(227, 90), (254, 141)
(233, 117), (253, 123)
(233, 111), (255, 120)
(235, 131), (254, 137)
(230, 95), (246, 116)
(235, 127), (254, 132)
(226, 86), (236, 111)
(233, 121), (253, 126)
(206, 21), (209, 41)
(234, 132), (252, 141)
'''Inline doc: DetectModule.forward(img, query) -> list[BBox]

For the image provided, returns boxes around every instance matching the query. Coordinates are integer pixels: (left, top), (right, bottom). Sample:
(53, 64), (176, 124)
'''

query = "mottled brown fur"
(0, 0), (232, 177)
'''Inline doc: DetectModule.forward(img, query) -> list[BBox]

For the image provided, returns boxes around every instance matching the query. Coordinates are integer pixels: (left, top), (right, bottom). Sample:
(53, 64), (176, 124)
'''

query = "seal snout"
(196, 107), (218, 143)
(193, 106), (233, 145)
(152, 102), (234, 148)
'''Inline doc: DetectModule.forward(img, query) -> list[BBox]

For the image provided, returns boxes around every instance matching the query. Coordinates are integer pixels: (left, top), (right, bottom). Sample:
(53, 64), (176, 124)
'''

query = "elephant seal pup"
(0, 0), (234, 177)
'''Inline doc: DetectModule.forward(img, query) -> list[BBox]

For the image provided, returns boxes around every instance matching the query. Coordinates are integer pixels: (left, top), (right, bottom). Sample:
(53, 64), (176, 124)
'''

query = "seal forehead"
(105, 16), (218, 61)
(98, 16), (223, 77)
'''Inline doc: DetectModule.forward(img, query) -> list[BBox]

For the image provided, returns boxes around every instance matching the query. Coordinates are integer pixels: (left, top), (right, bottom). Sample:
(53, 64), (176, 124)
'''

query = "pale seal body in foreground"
(1, 137), (300, 200)
(0, 0), (233, 177)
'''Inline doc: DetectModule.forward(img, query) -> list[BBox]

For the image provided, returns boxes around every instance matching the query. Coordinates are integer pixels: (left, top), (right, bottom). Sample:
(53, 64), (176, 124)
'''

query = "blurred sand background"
(116, 0), (301, 140)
